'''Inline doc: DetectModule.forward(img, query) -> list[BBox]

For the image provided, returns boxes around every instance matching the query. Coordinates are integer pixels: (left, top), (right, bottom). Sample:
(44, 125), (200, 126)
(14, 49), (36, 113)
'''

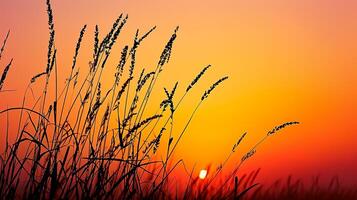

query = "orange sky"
(1, 0), (357, 187)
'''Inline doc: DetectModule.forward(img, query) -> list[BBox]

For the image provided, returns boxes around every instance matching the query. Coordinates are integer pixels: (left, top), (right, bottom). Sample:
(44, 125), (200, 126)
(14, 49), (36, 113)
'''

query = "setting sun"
(199, 169), (208, 180)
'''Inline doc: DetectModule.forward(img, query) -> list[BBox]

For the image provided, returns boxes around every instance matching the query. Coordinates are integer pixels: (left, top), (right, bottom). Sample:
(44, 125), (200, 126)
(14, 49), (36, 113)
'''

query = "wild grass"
(248, 175), (357, 200)
(0, 0), (303, 199)
(0, 30), (12, 92)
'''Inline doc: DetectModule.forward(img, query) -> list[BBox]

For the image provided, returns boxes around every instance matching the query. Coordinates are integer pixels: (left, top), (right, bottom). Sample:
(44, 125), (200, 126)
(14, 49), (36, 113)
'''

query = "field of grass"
(2, 0), (354, 200)
(247, 175), (357, 200)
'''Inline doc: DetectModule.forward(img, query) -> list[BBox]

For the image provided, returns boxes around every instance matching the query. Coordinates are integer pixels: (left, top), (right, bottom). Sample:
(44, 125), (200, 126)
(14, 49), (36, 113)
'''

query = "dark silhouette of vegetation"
(0, 1), (307, 199)
(248, 175), (357, 200)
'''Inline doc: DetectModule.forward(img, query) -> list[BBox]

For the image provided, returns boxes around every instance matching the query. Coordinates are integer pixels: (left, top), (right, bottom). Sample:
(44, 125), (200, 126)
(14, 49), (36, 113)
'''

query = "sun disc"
(199, 169), (207, 179)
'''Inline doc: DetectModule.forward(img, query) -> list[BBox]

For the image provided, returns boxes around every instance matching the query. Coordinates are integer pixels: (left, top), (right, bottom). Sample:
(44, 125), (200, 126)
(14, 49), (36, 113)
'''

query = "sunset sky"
(1, 0), (357, 187)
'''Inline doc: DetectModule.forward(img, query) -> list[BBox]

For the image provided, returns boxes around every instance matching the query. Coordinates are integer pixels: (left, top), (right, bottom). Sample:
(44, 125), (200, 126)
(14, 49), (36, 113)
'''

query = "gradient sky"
(1, 0), (357, 187)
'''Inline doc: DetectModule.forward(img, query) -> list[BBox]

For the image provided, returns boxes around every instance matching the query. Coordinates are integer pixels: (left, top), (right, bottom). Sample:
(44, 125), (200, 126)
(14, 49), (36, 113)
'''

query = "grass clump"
(0, 1), (302, 199)
(0, 1), (229, 199)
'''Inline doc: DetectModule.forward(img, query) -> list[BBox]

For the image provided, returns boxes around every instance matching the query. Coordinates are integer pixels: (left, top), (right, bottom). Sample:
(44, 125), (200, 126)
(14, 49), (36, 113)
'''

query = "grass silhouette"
(248, 175), (357, 200)
(0, 0), (313, 199)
